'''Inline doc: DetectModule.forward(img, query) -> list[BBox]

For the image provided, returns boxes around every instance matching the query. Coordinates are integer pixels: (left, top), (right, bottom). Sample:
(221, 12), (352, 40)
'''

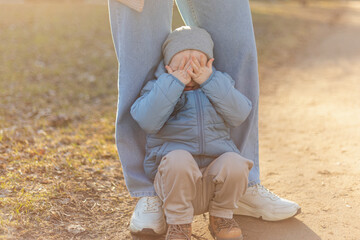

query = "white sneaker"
(129, 196), (167, 235)
(233, 184), (301, 221)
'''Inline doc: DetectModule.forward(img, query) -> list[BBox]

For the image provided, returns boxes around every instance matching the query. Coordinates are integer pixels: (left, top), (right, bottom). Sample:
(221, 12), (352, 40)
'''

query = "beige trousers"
(154, 150), (254, 224)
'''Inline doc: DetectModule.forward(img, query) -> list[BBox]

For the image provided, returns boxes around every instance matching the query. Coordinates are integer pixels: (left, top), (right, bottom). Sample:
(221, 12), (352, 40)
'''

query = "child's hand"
(187, 55), (215, 85)
(165, 56), (192, 85)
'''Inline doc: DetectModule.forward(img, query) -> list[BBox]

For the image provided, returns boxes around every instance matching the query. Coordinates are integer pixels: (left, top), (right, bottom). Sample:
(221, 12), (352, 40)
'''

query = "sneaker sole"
(234, 202), (302, 221)
(129, 219), (167, 236)
(131, 229), (165, 240)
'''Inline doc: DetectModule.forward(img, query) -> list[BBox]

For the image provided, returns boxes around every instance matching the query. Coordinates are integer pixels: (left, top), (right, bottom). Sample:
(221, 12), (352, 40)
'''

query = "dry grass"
(0, 1), (344, 239)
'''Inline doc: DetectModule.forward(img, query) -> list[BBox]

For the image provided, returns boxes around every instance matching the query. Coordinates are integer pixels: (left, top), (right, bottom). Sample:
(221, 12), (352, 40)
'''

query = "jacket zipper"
(195, 91), (204, 155)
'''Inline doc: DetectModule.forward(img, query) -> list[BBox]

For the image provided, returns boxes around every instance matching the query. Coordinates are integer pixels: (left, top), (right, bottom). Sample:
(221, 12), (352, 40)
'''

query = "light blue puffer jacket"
(130, 60), (252, 180)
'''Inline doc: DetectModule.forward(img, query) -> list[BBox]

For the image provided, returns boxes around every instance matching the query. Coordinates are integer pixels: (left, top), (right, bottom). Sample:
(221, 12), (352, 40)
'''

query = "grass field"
(0, 1), (343, 239)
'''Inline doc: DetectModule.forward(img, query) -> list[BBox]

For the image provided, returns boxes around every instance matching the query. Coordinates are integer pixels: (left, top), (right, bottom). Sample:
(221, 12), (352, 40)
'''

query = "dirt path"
(190, 2), (360, 240)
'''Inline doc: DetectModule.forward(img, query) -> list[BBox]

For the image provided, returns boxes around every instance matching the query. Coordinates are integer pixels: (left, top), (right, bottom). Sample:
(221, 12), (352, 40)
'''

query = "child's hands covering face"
(165, 56), (192, 85)
(187, 55), (215, 85)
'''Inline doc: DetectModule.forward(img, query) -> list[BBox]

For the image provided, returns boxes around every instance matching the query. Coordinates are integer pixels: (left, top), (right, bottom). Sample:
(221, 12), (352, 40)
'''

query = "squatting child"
(130, 26), (254, 240)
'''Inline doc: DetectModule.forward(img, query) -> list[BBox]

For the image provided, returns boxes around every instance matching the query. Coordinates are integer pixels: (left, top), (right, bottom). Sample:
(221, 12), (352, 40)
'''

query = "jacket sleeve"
(200, 66), (252, 128)
(130, 73), (185, 134)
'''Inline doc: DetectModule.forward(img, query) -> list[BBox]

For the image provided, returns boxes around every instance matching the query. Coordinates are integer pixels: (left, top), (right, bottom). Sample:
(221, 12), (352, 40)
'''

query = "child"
(130, 26), (254, 240)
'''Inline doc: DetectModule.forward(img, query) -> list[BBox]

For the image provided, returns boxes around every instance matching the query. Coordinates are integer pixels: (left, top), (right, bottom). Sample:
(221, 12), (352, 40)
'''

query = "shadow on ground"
(235, 215), (321, 240)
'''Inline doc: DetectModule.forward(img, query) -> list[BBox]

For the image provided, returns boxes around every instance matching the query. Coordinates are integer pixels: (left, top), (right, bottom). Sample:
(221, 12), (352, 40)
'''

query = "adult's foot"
(129, 196), (167, 236)
(233, 184), (301, 221)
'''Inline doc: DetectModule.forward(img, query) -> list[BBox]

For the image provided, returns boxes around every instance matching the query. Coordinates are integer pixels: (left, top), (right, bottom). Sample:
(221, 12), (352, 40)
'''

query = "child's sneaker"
(209, 215), (243, 240)
(165, 223), (192, 240)
(129, 196), (167, 235)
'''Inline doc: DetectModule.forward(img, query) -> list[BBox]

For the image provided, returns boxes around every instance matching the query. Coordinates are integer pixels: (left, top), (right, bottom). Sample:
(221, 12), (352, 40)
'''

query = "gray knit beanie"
(162, 26), (214, 66)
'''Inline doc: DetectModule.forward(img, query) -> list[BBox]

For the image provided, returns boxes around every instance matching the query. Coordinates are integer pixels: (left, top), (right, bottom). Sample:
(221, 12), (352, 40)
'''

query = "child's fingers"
(184, 59), (192, 72)
(200, 54), (206, 67)
(178, 56), (187, 70)
(190, 60), (199, 73)
(192, 56), (201, 70)
(207, 58), (215, 68)
(165, 65), (173, 73)
(187, 69), (196, 78)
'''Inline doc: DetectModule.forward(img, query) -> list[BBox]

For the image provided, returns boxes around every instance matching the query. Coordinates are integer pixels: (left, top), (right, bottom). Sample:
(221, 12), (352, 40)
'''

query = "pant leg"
(175, 0), (261, 186)
(154, 150), (202, 225)
(107, 0), (173, 197)
(203, 152), (253, 219)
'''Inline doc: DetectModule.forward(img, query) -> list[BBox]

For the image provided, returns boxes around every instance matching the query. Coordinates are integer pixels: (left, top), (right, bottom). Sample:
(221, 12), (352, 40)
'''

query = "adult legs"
(108, 0), (259, 196)
(108, 0), (173, 197)
(175, 0), (260, 186)
(108, 0), (174, 235)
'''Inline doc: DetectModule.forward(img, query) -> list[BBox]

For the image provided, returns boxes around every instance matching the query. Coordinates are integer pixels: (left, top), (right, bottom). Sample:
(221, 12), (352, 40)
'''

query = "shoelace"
(215, 218), (238, 232)
(255, 184), (280, 200)
(144, 197), (161, 213)
(167, 224), (191, 240)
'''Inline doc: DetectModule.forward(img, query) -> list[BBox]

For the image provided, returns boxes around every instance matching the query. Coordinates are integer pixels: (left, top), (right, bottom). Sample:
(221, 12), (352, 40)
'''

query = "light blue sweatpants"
(108, 0), (260, 197)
